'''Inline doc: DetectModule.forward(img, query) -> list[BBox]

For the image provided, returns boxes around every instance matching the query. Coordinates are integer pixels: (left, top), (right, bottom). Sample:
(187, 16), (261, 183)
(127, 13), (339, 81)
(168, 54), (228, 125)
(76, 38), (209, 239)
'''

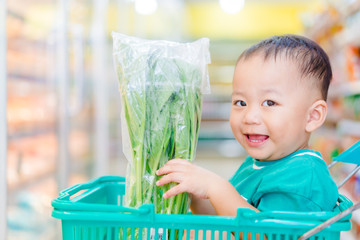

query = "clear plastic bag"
(112, 32), (211, 214)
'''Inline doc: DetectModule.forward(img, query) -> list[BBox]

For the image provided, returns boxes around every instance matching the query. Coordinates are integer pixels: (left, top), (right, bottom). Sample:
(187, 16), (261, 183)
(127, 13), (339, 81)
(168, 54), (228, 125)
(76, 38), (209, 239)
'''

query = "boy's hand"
(156, 159), (221, 199)
(156, 159), (258, 216)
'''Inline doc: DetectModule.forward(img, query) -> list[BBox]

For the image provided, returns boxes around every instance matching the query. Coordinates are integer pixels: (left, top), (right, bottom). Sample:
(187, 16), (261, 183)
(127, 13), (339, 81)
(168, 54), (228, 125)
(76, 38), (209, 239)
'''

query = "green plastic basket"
(52, 176), (352, 240)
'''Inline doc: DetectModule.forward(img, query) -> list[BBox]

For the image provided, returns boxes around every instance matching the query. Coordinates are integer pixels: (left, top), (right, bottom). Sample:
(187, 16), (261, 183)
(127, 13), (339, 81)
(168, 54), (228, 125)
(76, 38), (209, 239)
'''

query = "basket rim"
(51, 176), (352, 233)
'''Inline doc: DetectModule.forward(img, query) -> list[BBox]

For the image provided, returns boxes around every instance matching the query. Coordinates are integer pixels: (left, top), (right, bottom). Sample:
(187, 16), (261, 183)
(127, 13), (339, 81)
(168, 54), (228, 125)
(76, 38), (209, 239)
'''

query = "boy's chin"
(247, 150), (275, 161)
(248, 153), (268, 161)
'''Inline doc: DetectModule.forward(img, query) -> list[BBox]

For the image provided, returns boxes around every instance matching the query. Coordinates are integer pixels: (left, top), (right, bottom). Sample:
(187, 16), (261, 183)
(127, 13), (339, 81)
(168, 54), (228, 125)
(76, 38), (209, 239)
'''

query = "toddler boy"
(156, 35), (339, 216)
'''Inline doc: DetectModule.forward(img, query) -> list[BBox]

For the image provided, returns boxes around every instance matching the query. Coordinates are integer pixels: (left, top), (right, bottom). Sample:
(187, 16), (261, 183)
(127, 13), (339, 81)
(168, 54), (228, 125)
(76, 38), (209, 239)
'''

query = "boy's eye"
(235, 100), (247, 107)
(262, 100), (276, 107)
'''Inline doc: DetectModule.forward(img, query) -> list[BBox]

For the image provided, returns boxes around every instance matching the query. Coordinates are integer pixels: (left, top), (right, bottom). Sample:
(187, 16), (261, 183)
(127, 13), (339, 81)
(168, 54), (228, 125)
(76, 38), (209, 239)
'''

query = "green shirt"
(229, 149), (339, 212)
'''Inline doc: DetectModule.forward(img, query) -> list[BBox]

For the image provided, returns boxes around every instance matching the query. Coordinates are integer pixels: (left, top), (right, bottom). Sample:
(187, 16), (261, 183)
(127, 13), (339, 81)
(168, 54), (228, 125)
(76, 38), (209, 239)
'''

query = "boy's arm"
(190, 196), (216, 215)
(156, 159), (258, 216)
(206, 177), (258, 216)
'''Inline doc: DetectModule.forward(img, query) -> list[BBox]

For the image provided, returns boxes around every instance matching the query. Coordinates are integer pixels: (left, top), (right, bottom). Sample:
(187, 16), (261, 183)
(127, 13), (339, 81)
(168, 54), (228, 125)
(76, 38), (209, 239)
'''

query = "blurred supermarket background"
(1, 0), (360, 239)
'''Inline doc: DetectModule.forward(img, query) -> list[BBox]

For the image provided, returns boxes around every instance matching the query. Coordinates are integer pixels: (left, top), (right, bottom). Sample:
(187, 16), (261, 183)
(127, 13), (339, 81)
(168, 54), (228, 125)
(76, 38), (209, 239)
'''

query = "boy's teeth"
(247, 134), (268, 142)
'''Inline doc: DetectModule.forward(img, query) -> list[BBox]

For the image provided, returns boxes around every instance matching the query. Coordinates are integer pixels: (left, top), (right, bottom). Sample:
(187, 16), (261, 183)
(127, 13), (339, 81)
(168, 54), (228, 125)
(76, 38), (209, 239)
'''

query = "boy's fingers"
(156, 161), (190, 176)
(156, 166), (173, 176)
(156, 175), (169, 186)
(162, 159), (191, 168)
(163, 184), (184, 199)
(156, 173), (183, 186)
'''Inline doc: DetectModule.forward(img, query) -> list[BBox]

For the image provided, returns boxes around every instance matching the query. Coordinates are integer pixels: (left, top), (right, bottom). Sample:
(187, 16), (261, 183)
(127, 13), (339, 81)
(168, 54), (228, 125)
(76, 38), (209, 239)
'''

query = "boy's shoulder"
(266, 149), (328, 177)
(241, 149), (331, 189)
(243, 149), (327, 170)
(235, 149), (329, 181)
(282, 149), (328, 170)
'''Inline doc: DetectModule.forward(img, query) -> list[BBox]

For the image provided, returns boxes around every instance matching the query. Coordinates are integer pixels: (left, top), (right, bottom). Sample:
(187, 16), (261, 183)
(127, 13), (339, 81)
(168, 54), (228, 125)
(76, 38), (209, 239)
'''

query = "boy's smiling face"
(230, 54), (324, 161)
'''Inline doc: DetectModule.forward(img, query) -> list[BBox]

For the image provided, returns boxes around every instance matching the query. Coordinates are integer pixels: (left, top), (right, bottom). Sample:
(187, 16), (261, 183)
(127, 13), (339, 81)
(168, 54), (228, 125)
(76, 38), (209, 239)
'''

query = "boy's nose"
(242, 107), (261, 125)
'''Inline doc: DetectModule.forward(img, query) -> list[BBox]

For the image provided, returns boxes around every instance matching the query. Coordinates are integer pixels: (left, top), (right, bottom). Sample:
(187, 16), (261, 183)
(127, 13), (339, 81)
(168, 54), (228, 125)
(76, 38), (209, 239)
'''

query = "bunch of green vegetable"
(112, 33), (210, 216)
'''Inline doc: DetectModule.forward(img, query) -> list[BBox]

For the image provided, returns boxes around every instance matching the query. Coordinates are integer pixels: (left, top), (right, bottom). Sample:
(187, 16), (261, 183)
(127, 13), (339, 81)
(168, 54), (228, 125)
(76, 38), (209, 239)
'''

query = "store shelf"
(305, 2), (360, 237)
(8, 74), (49, 84)
(334, 25), (360, 47)
(329, 81), (360, 98)
(8, 166), (55, 192)
(306, 0), (360, 40)
(337, 119), (360, 138)
(198, 120), (234, 140)
(8, 127), (54, 141)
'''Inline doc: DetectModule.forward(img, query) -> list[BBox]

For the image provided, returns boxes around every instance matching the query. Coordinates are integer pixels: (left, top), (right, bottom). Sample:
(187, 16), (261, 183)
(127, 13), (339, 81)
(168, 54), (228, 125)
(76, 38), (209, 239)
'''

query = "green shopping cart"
(52, 141), (360, 240)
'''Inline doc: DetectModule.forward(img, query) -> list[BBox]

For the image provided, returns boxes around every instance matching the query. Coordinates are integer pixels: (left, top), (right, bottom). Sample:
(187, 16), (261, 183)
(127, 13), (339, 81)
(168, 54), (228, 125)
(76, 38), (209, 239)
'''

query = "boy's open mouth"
(246, 134), (269, 143)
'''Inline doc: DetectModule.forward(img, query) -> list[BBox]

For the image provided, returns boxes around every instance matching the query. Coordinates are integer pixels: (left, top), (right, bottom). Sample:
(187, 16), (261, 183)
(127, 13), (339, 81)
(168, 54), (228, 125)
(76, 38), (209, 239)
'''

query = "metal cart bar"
(298, 201), (360, 240)
(327, 160), (360, 189)
(337, 164), (360, 189)
(0, 0), (7, 239)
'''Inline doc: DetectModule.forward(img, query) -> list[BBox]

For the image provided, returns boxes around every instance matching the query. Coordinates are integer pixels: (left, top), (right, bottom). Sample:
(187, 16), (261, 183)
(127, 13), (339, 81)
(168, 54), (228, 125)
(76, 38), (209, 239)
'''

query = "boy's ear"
(305, 100), (327, 133)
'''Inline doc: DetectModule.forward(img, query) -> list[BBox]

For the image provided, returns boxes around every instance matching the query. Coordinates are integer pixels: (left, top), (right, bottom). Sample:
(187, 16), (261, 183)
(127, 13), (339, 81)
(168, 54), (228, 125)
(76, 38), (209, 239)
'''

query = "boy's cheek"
(229, 119), (238, 136)
(230, 114), (244, 133)
(229, 111), (238, 126)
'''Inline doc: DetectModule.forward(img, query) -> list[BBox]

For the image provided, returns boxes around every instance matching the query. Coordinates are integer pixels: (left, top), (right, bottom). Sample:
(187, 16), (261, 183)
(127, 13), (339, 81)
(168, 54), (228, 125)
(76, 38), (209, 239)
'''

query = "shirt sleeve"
(256, 192), (323, 212)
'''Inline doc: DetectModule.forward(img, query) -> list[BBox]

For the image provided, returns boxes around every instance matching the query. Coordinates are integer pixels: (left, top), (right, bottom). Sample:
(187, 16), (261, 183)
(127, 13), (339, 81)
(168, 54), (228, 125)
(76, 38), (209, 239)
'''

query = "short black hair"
(237, 34), (332, 101)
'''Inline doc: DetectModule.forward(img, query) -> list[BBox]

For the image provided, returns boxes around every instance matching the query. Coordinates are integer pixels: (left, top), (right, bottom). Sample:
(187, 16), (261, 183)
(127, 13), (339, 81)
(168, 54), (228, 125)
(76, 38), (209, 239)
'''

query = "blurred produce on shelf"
(304, 1), (360, 238)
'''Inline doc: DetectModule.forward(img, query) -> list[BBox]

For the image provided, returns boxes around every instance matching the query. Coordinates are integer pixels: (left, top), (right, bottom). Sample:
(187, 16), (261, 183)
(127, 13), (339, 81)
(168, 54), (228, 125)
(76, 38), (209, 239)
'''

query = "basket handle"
(57, 175), (125, 201)
(52, 176), (153, 215)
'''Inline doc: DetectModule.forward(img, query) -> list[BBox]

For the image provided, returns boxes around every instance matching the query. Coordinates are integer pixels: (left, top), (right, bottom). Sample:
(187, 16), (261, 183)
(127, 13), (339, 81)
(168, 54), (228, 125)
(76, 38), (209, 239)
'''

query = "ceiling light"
(135, 0), (158, 15)
(219, 0), (245, 14)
